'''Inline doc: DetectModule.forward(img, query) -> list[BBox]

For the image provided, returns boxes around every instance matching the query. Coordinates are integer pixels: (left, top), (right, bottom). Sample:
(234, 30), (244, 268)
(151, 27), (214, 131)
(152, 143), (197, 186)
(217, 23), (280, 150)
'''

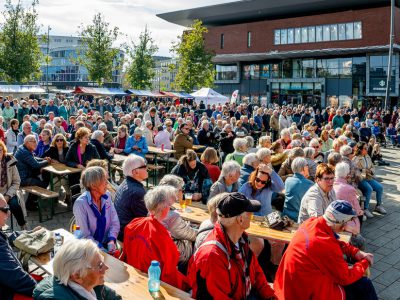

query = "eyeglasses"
(321, 177), (335, 181)
(88, 261), (107, 272)
(0, 206), (10, 213)
(255, 178), (268, 185)
(56, 139), (64, 142)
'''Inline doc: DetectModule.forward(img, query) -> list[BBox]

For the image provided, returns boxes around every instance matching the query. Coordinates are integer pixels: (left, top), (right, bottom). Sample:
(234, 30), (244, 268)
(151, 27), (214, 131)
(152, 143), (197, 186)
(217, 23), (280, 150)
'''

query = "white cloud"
(7, 0), (234, 56)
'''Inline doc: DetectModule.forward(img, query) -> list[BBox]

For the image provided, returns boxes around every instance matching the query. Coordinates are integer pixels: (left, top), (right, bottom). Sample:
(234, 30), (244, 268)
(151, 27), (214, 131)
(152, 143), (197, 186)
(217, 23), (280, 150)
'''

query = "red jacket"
(123, 215), (188, 290)
(188, 222), (275, 300)
(274, 217), (369, 300)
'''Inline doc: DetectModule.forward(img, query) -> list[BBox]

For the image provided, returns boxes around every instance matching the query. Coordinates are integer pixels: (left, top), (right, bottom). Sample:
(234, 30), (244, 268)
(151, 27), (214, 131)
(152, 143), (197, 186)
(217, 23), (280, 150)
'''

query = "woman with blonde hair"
(200, 147), (220, 183)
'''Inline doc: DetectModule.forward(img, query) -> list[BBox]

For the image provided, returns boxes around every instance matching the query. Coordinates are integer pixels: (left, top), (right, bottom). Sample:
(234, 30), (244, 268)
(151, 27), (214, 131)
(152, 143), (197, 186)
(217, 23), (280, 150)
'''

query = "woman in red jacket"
(200, 147), (221, 183)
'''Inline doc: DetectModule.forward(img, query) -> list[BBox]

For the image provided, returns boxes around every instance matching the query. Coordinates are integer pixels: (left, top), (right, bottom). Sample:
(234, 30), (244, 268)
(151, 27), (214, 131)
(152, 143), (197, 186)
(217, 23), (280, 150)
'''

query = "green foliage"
(125, 26), (158, 90)
(78, 13), (121, 86)
(171, 19), (215, 93)
(0, 0), (42, 83)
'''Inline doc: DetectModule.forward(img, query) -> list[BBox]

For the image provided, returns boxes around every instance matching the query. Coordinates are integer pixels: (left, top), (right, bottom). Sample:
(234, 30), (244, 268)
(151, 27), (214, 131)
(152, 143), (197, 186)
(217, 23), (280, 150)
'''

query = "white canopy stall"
(191, 88), (229, 106)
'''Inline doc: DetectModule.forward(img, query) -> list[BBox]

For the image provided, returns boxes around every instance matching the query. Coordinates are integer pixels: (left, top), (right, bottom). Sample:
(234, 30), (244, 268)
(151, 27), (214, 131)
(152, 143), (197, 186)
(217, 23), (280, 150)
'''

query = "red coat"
(188, 222), (275, 300)
(274, 217), (369, 300)
(123, 215), (188, 290)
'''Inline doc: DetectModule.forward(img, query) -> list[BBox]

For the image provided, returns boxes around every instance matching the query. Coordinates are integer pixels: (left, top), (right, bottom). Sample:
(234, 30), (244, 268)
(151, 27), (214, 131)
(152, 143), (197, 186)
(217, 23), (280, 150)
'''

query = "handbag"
(13, 228), (55, 270)
(261, 211), (292, 231)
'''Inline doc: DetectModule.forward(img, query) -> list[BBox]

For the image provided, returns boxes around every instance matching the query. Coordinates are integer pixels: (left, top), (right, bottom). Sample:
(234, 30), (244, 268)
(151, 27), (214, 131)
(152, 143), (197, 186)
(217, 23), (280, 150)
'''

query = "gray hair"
(242, 153), (259, 167)
(201, 120), (209, 128)
(340, 145), (353, 156)
(91, 130), (104, 140)
(303, 147), (315, 159)
(221, 160), (241, 177)
(80, 166), (107, 190)
(309, 138), (320, 147)
(144, 185), (177, 217)
(289, 147), (305, 159)
(233, 138), (248, 152)
(258, 135), (271, 147)
(256, 148), (271, 161)
(280, 128), (290, 138)
(23, 134), (37, 144)
(22, 121), (31, 129)
(335, 162), (350, 179)
(245, 136), (254, 148)
(98, 123), (107, 130)
(291, 157), (308, 173)
(208, 192), (228, 223)
(159, 174), (184, 190)
(122, 154), (146, 177)
(328, 152), (342, 166)
(53, 239), (100, 285)
(290, 140), (302, 148)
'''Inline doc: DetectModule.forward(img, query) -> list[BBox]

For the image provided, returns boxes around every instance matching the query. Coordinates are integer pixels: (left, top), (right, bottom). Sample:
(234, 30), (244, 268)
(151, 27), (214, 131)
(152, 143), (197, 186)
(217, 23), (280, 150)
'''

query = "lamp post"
(46, 26), (51, 95)
(384, 0), (394, 111)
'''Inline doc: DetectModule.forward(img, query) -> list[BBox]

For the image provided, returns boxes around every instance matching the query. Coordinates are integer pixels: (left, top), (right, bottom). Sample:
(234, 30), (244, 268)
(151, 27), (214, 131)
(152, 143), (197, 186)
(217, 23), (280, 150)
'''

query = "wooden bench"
(146, 164), (165, 187)
(21, 186), (59, 223)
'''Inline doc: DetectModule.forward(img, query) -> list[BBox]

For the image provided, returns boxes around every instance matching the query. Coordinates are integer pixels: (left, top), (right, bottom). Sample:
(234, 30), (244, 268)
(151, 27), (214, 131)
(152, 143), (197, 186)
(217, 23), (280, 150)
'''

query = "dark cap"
(217, 192), (261, 218)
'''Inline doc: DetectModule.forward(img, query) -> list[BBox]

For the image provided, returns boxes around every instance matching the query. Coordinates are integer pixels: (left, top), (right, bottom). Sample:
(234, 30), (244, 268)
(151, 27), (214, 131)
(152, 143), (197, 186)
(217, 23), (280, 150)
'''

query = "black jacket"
(0, 231), (36, 300)
(43, 146), (69, 163)
(219, 131), (235, 154)
(90, 139), (113, 161)
(171, 161), (209, 194)
(65, 141), (100, 168)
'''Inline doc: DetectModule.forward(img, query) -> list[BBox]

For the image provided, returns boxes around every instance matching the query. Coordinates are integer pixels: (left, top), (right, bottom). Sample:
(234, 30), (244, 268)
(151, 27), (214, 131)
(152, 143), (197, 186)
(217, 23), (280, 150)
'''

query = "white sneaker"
(364, 210), (374, 218)
(362, 215), (367, 222)
(375, 206), (387, 215)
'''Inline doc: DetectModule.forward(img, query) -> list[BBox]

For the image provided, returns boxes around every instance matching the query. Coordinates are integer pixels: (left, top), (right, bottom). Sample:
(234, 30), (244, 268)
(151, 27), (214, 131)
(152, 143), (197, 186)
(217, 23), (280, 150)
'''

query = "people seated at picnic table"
(124, 127), (149, 158)
(114, 154), (148, 241)
(34, 129), (52, 158)
(200, 147), (220, 183)
(33, 239), (121, 300)
(270, 141), (287, 172)
(353, 141), (386, 218)
(188, 192), (276, 299)
(158, 175), (197, 266)
(154, 125), (172, 150)
(112, 125), (128, 154)
(209, 161), (241, 200)
(15, 134), (51, 211)
(298, 163), (336, 223)
(275, 200), (378, 300)
(173, 123), (193, 159)
(283, 157), (314, 222)
(225, 137), (248, 166)
(278, 147), (305, 182)
(17, 121), (39, 147)
(73, 167), (120, 252)
(238, 153), (260, 188)
(386, 123), (400, 146)
(86, 160), (118, 201)
(66, 127), (100, 170)
(124, 185), (189, 291)
(0, 193), (39, 300)
(90, 130), (114, 162)
(98, 122), (114, 151)
(171, 149), (210, 203)
(5, 119), (19, 153)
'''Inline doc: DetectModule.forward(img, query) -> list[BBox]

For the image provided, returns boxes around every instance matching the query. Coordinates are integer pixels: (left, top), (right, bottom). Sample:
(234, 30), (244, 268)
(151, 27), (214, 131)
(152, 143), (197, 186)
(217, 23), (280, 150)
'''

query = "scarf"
(89, 197), (107, 246)
(0, 158), (7, 187)
(68, 280), (97, 300)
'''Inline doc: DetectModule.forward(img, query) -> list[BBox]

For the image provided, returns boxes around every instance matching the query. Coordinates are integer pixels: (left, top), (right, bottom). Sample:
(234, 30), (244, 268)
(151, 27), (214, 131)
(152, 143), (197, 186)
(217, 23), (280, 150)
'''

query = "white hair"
(309, 138), (320, 147)
(98, 122), (107, 130)
(221, 160), (241, 177)
(256, 148), (271, 161)
(291, 157), (308, 173)
(290, 140), (302, 148)
(159, 174), (184, 189)
(91, 130), (104, 140)
(303, 147), (315, 159)
(80, 166), (107, 190)
(53, 239), (100, 285)
(145, 185), (177, 218)
(243, 153), (259, 166)
(335, 162), (350, 179)
(233, 138), (248, 152)
(122, 154), (146, 177)
(280, 128), (290, 137)
(245, 136), (254, 148)
(340, 145), (353, 156)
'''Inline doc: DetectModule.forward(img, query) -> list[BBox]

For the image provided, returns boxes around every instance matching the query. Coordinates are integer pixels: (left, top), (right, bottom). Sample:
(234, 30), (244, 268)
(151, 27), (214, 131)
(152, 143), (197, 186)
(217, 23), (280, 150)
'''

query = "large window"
(274, 22), (362, 45)
(215, 64), (238, 81)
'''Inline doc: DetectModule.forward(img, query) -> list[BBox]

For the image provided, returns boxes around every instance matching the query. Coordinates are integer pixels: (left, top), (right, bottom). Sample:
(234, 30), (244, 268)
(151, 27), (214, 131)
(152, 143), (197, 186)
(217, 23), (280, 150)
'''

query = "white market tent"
(191, 88), (229, 106)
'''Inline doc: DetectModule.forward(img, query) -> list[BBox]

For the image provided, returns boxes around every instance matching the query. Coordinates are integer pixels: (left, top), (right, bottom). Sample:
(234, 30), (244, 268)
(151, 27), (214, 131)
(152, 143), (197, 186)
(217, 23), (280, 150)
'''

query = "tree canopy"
(0, 0), (42, 83)
(171, 19), (215, 93)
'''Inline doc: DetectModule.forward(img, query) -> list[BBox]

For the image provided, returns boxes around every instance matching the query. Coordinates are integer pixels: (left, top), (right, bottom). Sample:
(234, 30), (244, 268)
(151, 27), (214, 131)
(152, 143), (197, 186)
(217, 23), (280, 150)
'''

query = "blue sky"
(7, 0), (234, 56)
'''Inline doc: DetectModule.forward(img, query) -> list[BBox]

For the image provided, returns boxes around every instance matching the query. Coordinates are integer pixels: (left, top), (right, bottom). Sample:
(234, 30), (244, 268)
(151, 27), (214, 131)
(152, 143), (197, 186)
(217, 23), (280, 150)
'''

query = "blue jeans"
(358, 179), (383, 209)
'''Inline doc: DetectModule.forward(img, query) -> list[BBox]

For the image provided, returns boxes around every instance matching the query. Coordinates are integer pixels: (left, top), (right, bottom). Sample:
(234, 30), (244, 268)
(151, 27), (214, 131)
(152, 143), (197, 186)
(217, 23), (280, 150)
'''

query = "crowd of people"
(1, 93), (398, 299)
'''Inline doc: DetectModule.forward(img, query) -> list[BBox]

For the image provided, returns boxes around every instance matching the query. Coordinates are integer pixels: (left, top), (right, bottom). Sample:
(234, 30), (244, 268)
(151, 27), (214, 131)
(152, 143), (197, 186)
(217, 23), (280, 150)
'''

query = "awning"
(73, 87), (126, 95)
(0, 85), (46, 94)
(50, 89), (74, 94)
(160, 91), (178, 97)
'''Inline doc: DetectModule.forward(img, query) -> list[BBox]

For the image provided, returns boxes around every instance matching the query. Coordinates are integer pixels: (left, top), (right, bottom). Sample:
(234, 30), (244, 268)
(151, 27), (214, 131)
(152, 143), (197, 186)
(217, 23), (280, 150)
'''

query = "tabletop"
(148, 146), (176, 155)
(43, 163), (82, 176)
(30, 229), (193, 300)
(111, 154), (128, 165)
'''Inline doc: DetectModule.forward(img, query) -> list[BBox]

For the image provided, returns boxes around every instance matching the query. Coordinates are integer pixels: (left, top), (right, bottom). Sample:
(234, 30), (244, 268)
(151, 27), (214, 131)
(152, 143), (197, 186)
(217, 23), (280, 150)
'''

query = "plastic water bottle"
(148, 260), (161, 293)
(74, 225), (82, 239)
(54, 233), (63, 255)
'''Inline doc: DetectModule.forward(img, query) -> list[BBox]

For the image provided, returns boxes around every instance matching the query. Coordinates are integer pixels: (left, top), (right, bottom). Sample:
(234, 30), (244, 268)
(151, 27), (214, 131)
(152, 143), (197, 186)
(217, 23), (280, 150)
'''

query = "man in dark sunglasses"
(0, 194), (37, 300)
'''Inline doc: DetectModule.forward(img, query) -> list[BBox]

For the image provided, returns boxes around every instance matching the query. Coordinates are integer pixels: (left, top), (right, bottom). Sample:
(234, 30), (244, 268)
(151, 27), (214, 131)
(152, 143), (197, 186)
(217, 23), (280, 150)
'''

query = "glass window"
(283, 60), (292, 78)
(271, 63), (280, 78)
(293, 60), (302, 78)
(346, 23), (353, 40)
(215, 64), (238, 81)
(247, 31), (252, 48)
(339, 58), (352, 76)
(242, 65), (251, 80)
(338, 24), (346, 40)
(330, 24), (338, 41)
(252, 65), (260, 79)
(287, 28), (294, 44)
(280, 29), (287, 44)
(354, 22), (362, 39)
(301, 28), (308, 43)
(260, 64), (270, 78)
(295, 28), (301, 43)
(274, 30), (280, 45)
(323, 25), (330, 41)
(308, 27), (315, 42)
(316, 26), (323, 42)
(302, 59), (315, 78)
(220, 34), (224, 49)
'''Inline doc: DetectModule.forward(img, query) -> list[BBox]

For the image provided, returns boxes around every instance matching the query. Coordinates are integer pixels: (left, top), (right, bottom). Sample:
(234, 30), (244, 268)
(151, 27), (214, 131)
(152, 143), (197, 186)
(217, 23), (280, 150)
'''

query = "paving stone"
(373, 261), (394, 273)
(374, 268), (400, 286)
(379, 280), (400, 300)
(375, 246), (396, 256)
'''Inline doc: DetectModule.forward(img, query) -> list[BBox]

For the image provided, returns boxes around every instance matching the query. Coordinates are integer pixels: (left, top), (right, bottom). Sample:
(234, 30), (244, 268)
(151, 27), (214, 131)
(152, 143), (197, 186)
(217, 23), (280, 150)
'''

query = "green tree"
(0, 0), (42, 83)
(125, 26), (158, 90)
(171, 19), (215, 92)
(78, 13), (121, 86)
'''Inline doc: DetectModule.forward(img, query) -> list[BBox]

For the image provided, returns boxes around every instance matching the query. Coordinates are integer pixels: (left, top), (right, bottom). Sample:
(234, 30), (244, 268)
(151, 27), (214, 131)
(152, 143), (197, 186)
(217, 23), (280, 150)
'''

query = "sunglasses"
(255, 178), (268, 185)
(56, 139), (64, 142)
(0, 206), (10, 213)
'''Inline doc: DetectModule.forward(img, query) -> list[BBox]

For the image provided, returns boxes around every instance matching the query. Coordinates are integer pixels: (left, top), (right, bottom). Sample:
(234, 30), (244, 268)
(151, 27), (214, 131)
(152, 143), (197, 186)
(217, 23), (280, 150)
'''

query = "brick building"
(158, 0), (400, 108)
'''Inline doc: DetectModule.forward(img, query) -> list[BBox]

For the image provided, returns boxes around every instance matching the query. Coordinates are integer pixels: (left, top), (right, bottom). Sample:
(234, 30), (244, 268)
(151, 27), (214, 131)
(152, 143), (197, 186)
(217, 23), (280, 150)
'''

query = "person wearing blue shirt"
(44, 99), (59, 116)
(386, 123), (400, 146)
(283, 157), (314, 221)
(370, 121), (385, 145)
(124, 127), (149, 158)
(239, 163), (284, 216)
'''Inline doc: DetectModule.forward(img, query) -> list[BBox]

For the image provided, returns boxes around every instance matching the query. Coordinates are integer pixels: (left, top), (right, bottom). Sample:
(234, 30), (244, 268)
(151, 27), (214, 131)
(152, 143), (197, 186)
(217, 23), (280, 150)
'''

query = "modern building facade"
(37, 35), (123, 90)
(158, 0), (400, 108)
(151, 56), (178, 92)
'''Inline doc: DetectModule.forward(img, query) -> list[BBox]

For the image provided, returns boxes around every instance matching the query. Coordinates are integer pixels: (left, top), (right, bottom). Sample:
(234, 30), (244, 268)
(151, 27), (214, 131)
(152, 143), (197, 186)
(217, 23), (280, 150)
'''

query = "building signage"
(369, 77), (395, 93)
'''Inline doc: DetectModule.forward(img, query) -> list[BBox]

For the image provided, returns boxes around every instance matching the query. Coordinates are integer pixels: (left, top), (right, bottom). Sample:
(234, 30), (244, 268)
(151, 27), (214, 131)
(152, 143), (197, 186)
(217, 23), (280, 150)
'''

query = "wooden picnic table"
(43, 163), (82, 191)
(31, 229), (193, 300)
(111, 153), (128, 165)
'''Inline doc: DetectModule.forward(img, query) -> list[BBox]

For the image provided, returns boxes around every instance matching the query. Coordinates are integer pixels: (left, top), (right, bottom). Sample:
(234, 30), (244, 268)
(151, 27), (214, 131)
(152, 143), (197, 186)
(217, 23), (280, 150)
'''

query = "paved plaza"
(11, 148), (400, 300)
